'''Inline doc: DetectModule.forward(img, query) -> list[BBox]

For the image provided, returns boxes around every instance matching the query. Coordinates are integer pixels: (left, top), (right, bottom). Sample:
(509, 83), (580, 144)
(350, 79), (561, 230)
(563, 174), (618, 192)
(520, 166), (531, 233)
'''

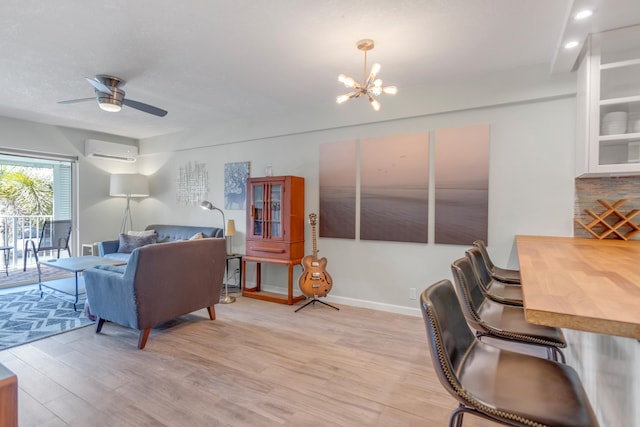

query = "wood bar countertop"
(516, 235), (640, 339)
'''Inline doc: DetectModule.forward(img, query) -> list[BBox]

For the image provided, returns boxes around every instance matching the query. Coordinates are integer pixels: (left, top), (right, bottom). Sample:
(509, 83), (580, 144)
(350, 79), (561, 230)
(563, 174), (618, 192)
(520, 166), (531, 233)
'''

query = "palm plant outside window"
(0, 155), (71, 268)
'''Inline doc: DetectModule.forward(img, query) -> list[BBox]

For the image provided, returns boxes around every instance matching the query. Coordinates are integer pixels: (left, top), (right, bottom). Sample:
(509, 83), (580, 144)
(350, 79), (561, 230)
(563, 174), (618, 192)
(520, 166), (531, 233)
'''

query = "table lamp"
(226, 219), (236, 256)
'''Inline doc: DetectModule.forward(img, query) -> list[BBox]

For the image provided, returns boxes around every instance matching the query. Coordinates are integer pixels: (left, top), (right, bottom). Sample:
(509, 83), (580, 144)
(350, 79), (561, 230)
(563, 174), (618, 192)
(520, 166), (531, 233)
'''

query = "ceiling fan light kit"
(97, 89), (124, 113)
(98, 99), (122, 112)
(59, 74), (168, 117)
(336, 39), (397, 111)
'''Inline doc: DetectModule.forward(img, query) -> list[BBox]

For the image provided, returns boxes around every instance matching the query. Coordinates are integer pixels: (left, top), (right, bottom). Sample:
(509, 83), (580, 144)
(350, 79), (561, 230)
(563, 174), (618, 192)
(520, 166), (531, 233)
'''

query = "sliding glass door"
(0, 152), (74, 268)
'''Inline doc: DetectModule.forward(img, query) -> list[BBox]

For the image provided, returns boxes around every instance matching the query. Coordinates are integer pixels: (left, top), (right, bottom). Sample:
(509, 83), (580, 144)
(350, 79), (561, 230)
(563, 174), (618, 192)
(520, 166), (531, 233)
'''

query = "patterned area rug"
(0, 288), (93, 351)
(0, 264), (73, 289)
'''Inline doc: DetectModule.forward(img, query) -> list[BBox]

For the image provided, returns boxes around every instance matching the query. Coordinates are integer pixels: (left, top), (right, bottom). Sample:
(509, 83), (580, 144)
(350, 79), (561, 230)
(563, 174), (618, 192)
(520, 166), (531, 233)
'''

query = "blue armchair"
(84, 238), (226, 349)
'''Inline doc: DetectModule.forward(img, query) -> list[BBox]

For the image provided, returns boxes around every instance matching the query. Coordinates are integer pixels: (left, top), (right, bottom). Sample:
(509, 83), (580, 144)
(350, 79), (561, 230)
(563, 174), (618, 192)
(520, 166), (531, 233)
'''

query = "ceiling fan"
(59, 75), (168, 117)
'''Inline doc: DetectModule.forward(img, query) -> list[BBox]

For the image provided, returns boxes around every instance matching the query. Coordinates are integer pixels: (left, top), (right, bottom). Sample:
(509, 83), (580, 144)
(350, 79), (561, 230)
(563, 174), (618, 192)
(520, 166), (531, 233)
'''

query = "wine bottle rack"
(575, 199), (640, 240)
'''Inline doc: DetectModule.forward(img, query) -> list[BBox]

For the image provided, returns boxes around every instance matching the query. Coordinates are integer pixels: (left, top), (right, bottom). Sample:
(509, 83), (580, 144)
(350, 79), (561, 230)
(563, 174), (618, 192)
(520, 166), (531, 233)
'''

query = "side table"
(0, 363), (17, 427)
(82, 243), (99, 256)
(241, 255), (306, 305)
(226, 253), (243, 288)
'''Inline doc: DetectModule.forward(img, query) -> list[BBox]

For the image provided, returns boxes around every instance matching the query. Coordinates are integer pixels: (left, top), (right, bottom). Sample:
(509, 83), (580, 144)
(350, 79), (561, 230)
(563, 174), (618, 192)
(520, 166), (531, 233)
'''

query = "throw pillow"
(189, 232), (205, 240)
(117, 233), (157, 253)
(127, 229), (156, 237)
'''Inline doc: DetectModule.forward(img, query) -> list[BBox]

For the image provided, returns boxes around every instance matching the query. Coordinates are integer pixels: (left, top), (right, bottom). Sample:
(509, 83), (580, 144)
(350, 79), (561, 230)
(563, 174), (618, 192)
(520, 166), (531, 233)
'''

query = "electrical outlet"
(409, 288), (417, 300)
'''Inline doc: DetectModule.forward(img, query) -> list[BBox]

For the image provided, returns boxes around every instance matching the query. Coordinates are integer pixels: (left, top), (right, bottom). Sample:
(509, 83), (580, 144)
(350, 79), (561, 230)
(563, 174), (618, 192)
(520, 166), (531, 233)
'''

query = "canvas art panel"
(360, 132), (429, 243)
(434, 125), (489, 245)
(319, 140), (357, 239)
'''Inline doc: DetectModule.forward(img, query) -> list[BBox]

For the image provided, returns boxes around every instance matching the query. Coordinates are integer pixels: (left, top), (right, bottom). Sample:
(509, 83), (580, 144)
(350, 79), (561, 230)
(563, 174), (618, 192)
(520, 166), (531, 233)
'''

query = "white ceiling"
(1, 0), (639, 140)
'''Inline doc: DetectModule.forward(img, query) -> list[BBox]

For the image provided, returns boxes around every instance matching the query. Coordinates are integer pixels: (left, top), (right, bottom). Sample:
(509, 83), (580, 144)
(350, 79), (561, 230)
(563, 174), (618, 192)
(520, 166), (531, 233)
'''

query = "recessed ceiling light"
(574, 9), (593, 20)
(565, 41), (580, 49)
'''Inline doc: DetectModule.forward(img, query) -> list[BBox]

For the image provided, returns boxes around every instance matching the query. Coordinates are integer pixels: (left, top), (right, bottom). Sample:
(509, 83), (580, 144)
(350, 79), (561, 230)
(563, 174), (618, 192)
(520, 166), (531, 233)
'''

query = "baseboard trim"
(323, 294), (422, 317)
(243, 284), (421, 317)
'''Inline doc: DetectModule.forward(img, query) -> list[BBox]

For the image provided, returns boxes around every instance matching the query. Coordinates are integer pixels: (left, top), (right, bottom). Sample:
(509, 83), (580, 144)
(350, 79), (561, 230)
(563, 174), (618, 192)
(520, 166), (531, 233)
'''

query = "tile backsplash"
(574, 176), (640, 240)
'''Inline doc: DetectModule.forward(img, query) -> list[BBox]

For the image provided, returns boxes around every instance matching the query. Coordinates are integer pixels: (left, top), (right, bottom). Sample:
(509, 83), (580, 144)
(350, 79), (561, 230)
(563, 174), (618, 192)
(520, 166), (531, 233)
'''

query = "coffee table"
(38, 256), (126, 311)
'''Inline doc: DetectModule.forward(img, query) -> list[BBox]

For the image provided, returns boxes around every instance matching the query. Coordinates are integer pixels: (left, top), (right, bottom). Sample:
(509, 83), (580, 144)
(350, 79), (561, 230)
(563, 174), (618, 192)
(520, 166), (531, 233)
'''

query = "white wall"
(0, 116), (138, 252)
(0, 65), (578, 316)
(138, 65), (578, 316)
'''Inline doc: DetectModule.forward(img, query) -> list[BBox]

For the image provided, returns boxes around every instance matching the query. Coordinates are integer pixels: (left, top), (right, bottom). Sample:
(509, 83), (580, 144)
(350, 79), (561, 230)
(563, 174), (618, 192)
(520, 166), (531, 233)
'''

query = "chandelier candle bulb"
(369, 63), (381, 78)
(369, 97), (381, 111)
(383, 86), (398, 95)
(338, 74), (356, 88)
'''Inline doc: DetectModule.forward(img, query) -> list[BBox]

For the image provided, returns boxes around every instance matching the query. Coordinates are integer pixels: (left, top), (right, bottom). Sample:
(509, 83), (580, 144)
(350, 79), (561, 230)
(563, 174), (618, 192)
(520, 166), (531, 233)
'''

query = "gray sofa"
(98, 224), (224, 262)
(84, 238), (226, 349)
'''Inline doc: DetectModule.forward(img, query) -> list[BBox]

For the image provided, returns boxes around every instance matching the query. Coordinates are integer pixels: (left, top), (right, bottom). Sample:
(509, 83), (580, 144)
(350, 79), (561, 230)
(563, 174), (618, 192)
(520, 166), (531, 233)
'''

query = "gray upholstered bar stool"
(473, 240), (521, 284)
(420, 280), (599, 427)
(451, 256), (566, 363)
(466, 247), (523, 306)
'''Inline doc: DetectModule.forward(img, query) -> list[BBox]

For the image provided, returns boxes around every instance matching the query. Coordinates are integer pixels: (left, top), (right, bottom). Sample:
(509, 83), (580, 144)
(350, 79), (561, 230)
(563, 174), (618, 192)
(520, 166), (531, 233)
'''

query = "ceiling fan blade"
(85, 77), (113, 95)
(123, 98), (168, 117)
(57, 97), (95, 104)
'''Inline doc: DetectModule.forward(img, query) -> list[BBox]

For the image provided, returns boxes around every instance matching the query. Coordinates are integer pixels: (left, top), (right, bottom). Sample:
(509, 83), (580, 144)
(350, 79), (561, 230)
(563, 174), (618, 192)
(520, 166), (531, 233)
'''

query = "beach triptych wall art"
(360, 133), (429, 243)
(319, 139), (357, 239)
(434, 125), (489, 245)
(318, 125), (489, 246)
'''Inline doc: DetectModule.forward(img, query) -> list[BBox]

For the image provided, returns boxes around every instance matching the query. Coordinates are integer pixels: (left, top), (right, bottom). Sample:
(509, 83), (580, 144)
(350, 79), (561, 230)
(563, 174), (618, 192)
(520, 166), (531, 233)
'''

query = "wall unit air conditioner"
(84, 139), (138, 163)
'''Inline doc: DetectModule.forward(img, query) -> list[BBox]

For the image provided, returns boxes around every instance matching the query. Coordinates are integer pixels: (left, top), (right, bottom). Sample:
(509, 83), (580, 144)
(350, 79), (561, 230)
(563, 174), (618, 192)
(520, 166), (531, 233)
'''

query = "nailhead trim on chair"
(454, 265), (565, 349)
(484, 323), (565, 348)
(425, 302), (550, 427)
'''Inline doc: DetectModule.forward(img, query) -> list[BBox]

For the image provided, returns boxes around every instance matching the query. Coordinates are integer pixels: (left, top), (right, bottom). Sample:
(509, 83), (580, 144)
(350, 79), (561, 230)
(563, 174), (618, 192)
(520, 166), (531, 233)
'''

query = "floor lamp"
(110, 174), (149, 234)
(200, 200), (235, 304)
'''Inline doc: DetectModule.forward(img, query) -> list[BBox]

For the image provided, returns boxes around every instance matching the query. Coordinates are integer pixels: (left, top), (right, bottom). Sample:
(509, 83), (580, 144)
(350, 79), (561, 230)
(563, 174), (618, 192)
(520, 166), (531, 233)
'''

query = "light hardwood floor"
(0, 292), (622, 427)
(0, 293), (507, 427)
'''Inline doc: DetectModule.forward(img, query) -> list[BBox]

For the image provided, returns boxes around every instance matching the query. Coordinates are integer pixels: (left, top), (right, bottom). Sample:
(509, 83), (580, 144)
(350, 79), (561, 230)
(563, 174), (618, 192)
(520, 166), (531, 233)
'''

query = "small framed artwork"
(176, 161), (208, 206)
(224, 162), (250, 210)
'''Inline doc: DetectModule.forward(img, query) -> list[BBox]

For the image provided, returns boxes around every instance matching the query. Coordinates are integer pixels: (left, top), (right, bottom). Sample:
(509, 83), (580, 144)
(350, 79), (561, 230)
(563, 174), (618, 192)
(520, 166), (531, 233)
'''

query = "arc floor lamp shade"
(109, 174), (149, 197)
(110, 174), (149, 233)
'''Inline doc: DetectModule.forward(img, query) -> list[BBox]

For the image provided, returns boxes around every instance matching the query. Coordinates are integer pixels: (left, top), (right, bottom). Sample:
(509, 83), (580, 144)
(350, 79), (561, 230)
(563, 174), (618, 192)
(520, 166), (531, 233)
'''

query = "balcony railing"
(0, 215), (55, 267)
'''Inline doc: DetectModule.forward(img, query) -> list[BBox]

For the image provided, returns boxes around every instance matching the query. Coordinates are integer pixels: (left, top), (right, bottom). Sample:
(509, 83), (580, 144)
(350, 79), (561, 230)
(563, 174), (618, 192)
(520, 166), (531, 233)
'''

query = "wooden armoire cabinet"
(242, 175), (306, 304)
(245, 175), (305, 260)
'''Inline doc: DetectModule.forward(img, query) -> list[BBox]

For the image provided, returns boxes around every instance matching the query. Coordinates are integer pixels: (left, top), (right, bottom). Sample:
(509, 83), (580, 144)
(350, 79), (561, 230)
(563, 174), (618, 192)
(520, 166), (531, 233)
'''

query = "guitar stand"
(295, 297), (339, 313)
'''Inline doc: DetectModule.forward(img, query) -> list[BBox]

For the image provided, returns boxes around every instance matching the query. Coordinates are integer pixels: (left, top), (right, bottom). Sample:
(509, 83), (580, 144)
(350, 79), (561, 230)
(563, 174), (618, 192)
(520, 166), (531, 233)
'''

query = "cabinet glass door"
(269, 184), (282, 238)
(595, 26), (640, 167)
(250, 181), (284, 239)
(251, 184), (264, 237)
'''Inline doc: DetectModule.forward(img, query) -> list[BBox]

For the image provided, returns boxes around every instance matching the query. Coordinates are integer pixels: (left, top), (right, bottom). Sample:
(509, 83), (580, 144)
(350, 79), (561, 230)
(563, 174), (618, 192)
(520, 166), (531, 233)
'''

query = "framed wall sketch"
(360, 132), (429, 243)
(224, 161), (250, 210)
(176, 161), (208, 205)
(319, 140), (357, 239)
(434, 125), (489, 245)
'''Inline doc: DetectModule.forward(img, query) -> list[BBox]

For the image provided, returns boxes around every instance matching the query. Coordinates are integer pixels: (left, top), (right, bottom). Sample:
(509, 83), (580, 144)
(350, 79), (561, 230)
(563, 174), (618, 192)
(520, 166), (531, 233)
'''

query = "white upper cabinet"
(576, 25), (640, 177)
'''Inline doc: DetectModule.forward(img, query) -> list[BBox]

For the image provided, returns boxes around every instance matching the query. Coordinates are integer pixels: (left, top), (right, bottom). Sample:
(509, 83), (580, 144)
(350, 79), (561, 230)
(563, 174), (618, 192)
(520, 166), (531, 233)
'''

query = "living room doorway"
(0, 150), (75, 282)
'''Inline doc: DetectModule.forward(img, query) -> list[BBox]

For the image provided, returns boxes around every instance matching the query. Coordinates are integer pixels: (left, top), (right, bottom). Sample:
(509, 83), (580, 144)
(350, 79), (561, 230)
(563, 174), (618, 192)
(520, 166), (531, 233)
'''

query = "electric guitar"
(299, 213), (333, 298)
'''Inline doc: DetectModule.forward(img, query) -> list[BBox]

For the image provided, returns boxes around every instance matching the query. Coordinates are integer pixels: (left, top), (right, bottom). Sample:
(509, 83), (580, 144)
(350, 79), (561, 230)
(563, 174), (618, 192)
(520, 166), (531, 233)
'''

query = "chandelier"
(336, 39), (398, 111)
